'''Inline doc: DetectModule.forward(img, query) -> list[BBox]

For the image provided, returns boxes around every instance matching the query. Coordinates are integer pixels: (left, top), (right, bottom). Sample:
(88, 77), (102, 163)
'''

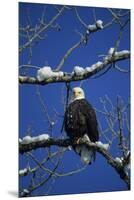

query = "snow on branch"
(19, 49), (130, 85)
(20, 189), (30, 197)
(19, 136), (130, 188)
(20, 134), (50, 145)
(95, 141), (110, 151)
(19, 168), (30, 177)
(37, 66), (64, 81)
(87, 20), (103, 33)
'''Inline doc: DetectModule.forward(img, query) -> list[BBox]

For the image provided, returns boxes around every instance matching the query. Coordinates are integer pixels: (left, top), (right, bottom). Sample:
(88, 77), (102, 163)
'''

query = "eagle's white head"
(70, 87), (85, 102)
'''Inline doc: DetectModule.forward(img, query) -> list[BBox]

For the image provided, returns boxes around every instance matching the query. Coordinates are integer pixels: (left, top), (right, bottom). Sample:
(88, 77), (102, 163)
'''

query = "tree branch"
(20, 157), (61, 197)
(55, 39), (83, 71)
(19, 150), (64, 177)
(19, 50), (130, 85)
(55, 18), (104, 71)
(19, 137), (130, 189)
(19, 6), (66, 53)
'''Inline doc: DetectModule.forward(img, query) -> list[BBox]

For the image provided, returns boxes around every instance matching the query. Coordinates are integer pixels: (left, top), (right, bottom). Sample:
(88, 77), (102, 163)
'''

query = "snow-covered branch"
(19, 49), (130, 85)
(19, 135), (130, 189)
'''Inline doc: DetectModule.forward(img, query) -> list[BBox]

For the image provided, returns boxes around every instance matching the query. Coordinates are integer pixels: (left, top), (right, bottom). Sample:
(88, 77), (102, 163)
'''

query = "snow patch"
(63, 146), (72, 151)
(21, 134), (50, 144)
(115, 157), (123, 165)
(38, 134), (50, 141)
(72, 62), (103, 75)
(87, 20), (103, 32)
(37, 66), (52, 81)
(32, 134), (50, 142)
(86, 30), (90, 35)
(19, 168), (28, 176)
(23, 189), (29, 194)
(31, 136), (39, 142)
(104, 48), (130, 62)
(58, 71), (64, 77)
(96, 20), (103, 29)
(19, 138), (22, 143)
(105, 48), (130, 60)
(20, 189), (29, 196)
(89, 61), (102, 70)
(85, 67), (92, 72)
(68, 146), (72, 150)
(73, 66), (85, 76)
(87, 24), (97, 32)
(115, 50), (130, 57)
(21, 136), (32, 144)
(37, 66), (64, 81)
(90, 64), (97, 70)
(108, 47), (115, 55)
(51, 121), (55, 126)
(95, 61), (103, 67)
(96, 141), (109, 151)
(104, 56), (109, 62)
(83, 134), (91, 142)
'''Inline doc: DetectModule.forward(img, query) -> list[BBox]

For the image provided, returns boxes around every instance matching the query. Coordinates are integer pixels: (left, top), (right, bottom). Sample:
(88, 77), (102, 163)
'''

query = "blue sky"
(19, 2), (130, 197)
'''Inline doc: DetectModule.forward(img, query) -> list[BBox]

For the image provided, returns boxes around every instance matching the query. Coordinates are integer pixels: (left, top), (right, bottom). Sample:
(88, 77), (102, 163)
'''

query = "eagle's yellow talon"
(76, 138), (81, 144)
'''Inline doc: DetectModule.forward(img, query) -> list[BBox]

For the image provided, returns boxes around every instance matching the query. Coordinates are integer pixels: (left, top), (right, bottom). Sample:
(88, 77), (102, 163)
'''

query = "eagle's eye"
(73, 90), (81, 95)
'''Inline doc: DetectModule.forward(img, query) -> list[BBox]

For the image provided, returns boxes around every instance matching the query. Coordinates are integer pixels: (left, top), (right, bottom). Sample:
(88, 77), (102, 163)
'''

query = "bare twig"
(55, 39), (84, 71)
(19, 149), (65, 177)
(114, 64), (129, 73)
(19, 64), (40, 69)
(108, 8), (122, 27)
(20, 158), (61, 197)
(19, 6), (66, 53)
(74, 7), (88, 28)
(36, 86), (55, 133)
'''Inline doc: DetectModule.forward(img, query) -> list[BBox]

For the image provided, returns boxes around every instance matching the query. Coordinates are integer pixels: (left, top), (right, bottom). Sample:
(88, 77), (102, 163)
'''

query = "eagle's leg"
(75, 134), (91, 144)
(76, 138), (81, 144)
(72, 137), (81, 145)
(74, 135), (90, 144)
(73, 137), (81, 144)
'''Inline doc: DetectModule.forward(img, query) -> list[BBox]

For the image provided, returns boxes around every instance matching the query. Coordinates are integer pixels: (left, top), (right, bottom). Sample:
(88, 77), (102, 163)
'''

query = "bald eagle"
(64, 87), (99, 164)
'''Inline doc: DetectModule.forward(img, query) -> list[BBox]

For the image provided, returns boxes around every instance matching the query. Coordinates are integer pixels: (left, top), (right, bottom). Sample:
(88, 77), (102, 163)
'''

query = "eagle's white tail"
(75, 145), (93, 164)
(75, 134), (94, 165)
(81, 146), (93, 164)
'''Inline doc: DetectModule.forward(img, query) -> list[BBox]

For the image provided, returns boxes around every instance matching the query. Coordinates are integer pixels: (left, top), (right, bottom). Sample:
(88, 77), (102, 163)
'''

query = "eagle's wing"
(79, 99), (99, 142)
(64, 99), (99, 142)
